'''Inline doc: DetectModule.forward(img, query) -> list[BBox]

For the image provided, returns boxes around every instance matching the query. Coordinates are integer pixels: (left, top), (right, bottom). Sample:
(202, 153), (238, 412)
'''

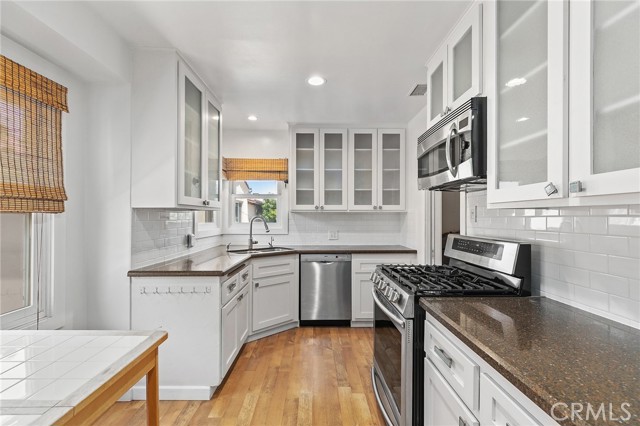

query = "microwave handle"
(445, 122), (459, 177)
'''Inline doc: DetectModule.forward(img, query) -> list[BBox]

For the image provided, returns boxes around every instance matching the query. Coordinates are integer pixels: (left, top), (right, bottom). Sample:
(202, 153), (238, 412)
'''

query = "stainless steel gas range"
(370, 234), (531, 426)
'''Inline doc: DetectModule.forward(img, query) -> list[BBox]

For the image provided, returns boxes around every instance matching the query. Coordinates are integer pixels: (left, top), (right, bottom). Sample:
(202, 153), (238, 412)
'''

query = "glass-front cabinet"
(292, 129), (320, 210)
(348, 129), (405, 211)
(426, 3), (482, 130)
(569, 0), (640, 197)
(486, 0), (568, 204)
(320, 129), (348, 210)
(178, 61), (221, 208)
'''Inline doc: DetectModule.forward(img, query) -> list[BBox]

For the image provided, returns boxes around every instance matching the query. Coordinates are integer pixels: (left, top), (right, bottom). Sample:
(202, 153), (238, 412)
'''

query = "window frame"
(225, 180), (289, 235)
(0, 214), (53, 330)
(193, 209), (223, 239)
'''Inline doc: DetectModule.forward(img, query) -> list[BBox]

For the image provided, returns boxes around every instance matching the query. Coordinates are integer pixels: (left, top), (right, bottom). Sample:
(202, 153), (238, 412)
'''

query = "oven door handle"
(371, 367), (396, 426)
(372, 289), (405, 329)
(445, 122), (459, 177)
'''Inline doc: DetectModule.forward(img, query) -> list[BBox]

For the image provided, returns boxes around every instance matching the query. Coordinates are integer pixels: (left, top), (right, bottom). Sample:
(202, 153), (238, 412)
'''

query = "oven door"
(371, 288), (413, 426)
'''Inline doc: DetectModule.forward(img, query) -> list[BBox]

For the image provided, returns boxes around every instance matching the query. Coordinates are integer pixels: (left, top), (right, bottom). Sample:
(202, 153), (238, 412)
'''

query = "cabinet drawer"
(221, 275), (240, 307)
(425, 320), (479, 410)
(480, 373), (541, 426)
(425, 358), (479, 426)
(252, 255), (297, 279)
(237, 266), (251, 289)
(352, 254), (415, 273)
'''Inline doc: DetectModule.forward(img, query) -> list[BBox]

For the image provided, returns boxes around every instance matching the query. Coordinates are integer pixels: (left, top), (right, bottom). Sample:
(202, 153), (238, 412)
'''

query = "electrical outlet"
(328, 230), (339, 240)
(470, 205), (478, 223)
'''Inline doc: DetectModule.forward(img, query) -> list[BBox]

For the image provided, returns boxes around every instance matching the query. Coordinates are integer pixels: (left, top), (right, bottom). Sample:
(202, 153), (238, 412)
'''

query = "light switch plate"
(328, 230), (339, 240)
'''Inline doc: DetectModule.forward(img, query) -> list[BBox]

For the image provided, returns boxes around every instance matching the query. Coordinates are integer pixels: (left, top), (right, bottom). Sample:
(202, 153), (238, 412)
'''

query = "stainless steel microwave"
(417, 97), (486, 191)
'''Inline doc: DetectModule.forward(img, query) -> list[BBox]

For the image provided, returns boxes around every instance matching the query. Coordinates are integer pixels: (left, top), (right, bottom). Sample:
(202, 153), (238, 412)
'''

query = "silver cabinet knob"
(379, 205), (382, 210)
(315, 205), (319, 210)
(254, 282), (259, 288)
(320, 205), (324, 210)
(373, 205), (378, 210)
(203, 200), (210, 206)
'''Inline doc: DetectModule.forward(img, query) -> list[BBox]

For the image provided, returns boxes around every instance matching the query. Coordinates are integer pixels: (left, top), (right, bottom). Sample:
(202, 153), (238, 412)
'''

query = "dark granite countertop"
(129, 244), (416, 277)
(420, 297), (640, 426)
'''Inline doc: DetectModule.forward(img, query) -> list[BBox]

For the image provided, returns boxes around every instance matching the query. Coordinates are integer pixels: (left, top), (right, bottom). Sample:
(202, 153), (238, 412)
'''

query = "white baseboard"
(350, 321), (373, 328)
(132, 385), (215, 401)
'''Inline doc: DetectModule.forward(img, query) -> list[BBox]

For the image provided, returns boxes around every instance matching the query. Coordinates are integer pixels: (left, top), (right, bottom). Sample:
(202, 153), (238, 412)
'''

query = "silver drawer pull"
(434, 345), (453, 368)
(458, 416), (467, 426)
(237, 294), (243, 302)
(242, 272), (249, 280)
(227, 282), (237, 292)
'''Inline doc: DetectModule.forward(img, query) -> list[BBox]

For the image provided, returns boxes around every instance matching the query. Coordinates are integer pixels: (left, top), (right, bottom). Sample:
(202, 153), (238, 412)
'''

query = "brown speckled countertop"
(128, 244), (416, 277)
(420, 297), (640, 426)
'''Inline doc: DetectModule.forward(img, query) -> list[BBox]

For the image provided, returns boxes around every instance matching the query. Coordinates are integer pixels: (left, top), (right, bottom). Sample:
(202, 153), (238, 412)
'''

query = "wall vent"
(409, 84), (428, 96)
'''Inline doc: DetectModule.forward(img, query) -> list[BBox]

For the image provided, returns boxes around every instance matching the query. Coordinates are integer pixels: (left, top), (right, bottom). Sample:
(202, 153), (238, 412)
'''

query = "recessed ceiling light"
(516, 117), (529, 122)
(307, 76), (326, 86)
(505, 78), (527, 88)
(248, 115), (258, 121)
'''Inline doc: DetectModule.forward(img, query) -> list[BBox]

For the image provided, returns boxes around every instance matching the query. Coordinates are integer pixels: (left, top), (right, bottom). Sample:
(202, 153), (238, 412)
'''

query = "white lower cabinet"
(424, 316), (559, 426)
(351, 253), (415, 323)
(424, 359), (479, 426)
(221, 283), (249, 377)
(480, 373), (541, 426)
(251, 254), (299, 334)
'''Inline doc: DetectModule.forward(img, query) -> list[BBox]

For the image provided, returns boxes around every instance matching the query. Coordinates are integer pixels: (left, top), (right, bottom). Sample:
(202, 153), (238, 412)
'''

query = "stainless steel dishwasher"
(300, 254), (352, 324)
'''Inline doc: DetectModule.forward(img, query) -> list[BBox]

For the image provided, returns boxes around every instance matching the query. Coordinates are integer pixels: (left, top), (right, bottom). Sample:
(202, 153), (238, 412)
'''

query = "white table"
(0, 330), (167, 425)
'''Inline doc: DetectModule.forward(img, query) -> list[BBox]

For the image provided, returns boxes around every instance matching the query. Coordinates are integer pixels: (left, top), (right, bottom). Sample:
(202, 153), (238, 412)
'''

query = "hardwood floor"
(96, 327), (385, 425)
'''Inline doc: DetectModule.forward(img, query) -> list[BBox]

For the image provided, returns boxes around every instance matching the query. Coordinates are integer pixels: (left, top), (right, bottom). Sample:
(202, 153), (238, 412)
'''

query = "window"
(194, 209), (222, 239)
(227, 180), (288, 234)
(0, 213), (52, 329)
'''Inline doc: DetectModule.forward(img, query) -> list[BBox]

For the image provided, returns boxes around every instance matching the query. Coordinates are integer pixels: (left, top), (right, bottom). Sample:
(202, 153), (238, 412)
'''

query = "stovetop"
(379, 264), (519, 296)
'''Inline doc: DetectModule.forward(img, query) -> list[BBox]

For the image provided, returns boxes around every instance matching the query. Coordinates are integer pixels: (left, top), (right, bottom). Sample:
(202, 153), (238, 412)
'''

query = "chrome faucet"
(248, 215), (270, 249)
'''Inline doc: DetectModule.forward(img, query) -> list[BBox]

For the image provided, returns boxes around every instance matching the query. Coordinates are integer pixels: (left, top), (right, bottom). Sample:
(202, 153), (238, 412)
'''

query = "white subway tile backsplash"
(466, 190), (639, 328)
(608, 256), (640, 280)
(608, 217), (640, 237)
(589, 272), (629, 298)
(574, 217), (608, 235)
(589, 235), (629, 256)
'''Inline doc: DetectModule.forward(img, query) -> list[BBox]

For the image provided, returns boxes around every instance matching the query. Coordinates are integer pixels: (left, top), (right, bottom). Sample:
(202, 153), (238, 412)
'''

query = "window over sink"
(226, 180), (288, 235)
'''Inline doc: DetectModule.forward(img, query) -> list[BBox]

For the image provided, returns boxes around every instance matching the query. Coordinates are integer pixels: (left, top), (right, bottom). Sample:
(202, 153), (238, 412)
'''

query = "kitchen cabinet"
(424, 359), (479, 426)
(348, 129), (406, 211)
(486, 0), (569, 204)
(251, 254), (299, 333)
(485, 1), (639, 207)
(291, 128), (348, 211)
(351, 254), (415, 324)
(424, 315), (559, 426)
(131, 49), (221, 209)
(221, 281), (249, 377)
(568, 0), (640, 198)
(426, 3), (482, 130)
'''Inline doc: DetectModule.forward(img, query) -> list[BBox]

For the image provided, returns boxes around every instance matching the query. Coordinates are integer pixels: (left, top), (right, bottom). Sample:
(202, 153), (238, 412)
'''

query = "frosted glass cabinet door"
(320, 129), (348, 210)
(426, 45), (448, 130)
(206, 99), (221, 207)
(178, 62), (207, 207)
(569, 0), (640, 197)
(348, 129), (378, 210)
(447, 2), (482, 111)
(292, 129), (319, 210)
(486, 0), (568, 204)
(377, 129), (405, 211)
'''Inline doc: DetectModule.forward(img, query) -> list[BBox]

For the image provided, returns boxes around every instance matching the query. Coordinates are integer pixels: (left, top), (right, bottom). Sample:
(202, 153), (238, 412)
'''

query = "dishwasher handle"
(300, 254), (352, 262)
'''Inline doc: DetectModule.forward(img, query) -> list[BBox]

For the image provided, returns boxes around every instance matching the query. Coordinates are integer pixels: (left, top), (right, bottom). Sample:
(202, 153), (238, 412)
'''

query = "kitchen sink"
(227, 247), (294, 255)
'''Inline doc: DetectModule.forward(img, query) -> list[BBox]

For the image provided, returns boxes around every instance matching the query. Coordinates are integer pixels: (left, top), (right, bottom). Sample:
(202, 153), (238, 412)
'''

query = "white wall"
(2, 2), (134, 330)
(222, 129), (290, 158)
(1, 36), (90, 329)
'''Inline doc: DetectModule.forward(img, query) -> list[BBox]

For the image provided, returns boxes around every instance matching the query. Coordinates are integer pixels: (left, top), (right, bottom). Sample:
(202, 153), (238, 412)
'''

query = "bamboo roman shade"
(223, 157), (288, 181)
(0, 55), (69, 213)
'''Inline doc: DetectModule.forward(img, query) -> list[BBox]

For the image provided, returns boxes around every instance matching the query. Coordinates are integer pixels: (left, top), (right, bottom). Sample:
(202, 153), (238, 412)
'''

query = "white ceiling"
(89, 1), (471, 130)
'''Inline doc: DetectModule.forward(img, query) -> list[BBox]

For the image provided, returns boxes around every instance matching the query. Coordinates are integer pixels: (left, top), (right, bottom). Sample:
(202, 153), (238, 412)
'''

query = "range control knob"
(390, 291), (400, 303)
(384, 287), (392, 298)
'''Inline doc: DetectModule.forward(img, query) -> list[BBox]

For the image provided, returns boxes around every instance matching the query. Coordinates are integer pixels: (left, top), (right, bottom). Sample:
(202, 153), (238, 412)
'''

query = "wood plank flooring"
(96, 327), (385, 425)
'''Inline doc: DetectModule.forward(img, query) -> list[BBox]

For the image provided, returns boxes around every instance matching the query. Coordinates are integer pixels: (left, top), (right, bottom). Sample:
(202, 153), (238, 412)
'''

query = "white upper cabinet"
(486, 0), (569, 204)
(132, 49), (221, 209)
(569, 0), (640, 197)
(427, 3), (483, 130)
(291, 128), (320, 210)
(320, 129), (348, 210)
(348, 129), (406, 211)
